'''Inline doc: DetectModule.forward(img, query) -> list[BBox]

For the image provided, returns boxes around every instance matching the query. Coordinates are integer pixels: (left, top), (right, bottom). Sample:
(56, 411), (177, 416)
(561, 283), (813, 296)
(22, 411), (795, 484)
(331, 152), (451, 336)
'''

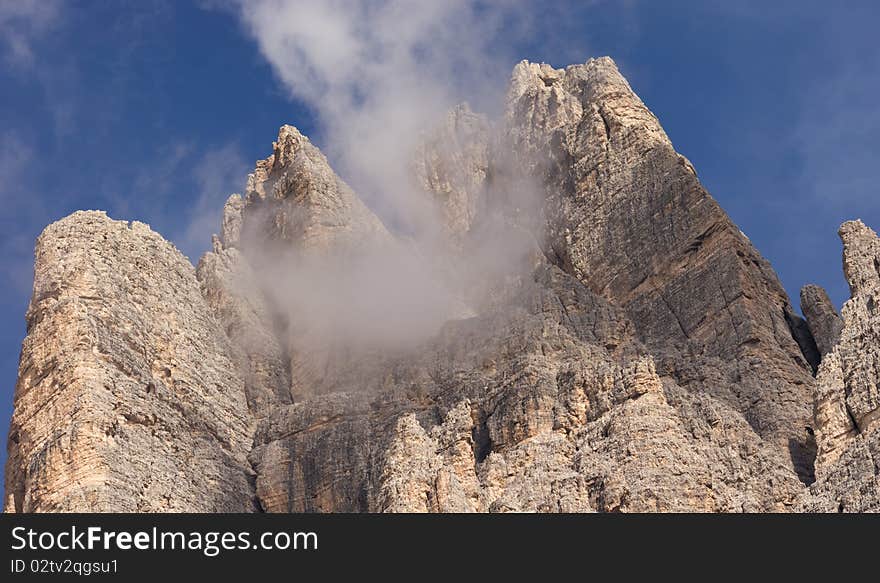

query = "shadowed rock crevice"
(784, 307), (821, 374)
(800, 284), (843, 360)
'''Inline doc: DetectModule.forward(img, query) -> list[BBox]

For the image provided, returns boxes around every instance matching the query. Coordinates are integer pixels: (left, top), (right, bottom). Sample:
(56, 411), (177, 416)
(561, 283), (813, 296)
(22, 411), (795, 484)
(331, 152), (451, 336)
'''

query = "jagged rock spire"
(800, 284), (843, 357)
(802, 219), (880, 511)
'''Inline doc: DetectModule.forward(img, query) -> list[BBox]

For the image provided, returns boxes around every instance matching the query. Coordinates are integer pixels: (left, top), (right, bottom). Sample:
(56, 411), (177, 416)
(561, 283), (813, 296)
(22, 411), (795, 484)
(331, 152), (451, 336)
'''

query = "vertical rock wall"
(4, 212), (254, 512)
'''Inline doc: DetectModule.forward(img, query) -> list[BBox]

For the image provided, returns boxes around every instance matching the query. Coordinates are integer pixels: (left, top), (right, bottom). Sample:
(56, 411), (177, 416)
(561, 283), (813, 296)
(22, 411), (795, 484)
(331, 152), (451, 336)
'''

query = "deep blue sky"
(1, 1), (878, 476)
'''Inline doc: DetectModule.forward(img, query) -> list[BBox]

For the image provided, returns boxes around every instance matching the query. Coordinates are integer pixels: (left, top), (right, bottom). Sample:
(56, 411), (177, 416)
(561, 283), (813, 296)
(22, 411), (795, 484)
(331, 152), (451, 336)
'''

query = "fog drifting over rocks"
(219, 0), (549, 348)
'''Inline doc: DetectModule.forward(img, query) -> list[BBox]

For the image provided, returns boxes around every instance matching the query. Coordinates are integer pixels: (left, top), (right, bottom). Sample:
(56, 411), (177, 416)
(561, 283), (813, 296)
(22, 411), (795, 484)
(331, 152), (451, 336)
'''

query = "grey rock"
(837, 221), (880, 432)
(220, 194), (245, 249)
(240, 125), (391, 253)
(786, 307), (821, 373)
(501, 57), (816, 481)
(413, 103), (490, 242)
(247, 262), (804, 512)
(231, 125), (399, 402)
(802, 220), (880, 510)
(197, 244), (292, 413)
(800, 284), (843, 357)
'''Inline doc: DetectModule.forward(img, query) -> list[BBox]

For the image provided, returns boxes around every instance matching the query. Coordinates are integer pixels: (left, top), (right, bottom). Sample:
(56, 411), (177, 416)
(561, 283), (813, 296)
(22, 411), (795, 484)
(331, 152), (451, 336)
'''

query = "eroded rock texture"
(501, 58), (817, 482)
(801, 284), (843, 358)
(228, 58), (814, 513)
(4, 57), (873, 513)
(247, 263), (804, 513)
(4, 212), (254, 512)
(801, 221), (880, 511)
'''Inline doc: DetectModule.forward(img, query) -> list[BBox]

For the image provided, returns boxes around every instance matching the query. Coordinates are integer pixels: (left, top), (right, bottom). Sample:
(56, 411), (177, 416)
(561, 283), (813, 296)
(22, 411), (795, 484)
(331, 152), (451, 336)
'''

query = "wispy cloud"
(204, 0), (559, 346)
(696, 1), (880, 212)
(226, 0), (535, 231)
(99, 139), (248, 262)
(0, 131), (44, 295)
(175, 143), (249, 261)
(0, 132), (32, 197)
(0, 0), (62, 65)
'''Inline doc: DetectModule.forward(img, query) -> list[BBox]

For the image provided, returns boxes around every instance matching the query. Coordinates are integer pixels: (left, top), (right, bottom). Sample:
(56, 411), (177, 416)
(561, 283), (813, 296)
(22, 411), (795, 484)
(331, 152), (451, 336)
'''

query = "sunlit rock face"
(4, 211), (254, 512)
(800, 221), (880, 512)
(7, 57), (876, 513)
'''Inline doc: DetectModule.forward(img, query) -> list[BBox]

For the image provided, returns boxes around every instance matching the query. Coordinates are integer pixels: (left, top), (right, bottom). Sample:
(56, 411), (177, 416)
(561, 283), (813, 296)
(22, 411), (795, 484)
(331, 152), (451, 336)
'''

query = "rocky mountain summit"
(5, 57), (880, 512)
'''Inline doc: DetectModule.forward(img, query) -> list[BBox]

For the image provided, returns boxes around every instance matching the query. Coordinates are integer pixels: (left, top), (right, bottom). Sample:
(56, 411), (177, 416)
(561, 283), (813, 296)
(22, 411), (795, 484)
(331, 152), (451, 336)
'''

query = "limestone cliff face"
(3, 57), (875, 513)
(246, 263), (804, 512)
(502, 58), (817, 480)
(413, 103), (490, 242)
(4, 212), (254, 512)
(800, 285), (843, 358)
(800, 221), (880, 511)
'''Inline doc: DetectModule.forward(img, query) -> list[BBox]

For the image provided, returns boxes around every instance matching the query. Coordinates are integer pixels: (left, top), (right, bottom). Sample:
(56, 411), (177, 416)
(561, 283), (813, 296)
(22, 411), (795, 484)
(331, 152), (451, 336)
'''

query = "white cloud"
(0, 0), (62, 65)
(176, 143), (249, 261)
(0, 132), (32, 197)
(209, 0), (562, 346)
(228, 0), (532, 232)
(96, 140), (248, 263)
(0, 131), (43, 295)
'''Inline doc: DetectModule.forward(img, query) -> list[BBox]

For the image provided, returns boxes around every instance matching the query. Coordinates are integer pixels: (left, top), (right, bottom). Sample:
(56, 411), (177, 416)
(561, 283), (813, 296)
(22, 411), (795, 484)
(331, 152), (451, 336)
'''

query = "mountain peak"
(6, 58), (880, 513)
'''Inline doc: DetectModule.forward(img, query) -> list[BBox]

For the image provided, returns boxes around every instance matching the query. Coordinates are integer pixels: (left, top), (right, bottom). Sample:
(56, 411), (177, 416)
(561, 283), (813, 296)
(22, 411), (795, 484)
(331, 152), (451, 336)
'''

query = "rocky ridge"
(5, 57), (879, 512)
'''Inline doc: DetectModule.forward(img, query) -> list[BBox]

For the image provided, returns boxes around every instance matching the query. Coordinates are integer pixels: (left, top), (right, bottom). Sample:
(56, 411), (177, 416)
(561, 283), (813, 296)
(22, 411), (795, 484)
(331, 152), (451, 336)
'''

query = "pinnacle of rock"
(840, 219), (880, 300)
(4, 212), (253, 512)
(220, 193), (244, 248)
(800, 284), (844, 357)
(800, 218), (880, 511)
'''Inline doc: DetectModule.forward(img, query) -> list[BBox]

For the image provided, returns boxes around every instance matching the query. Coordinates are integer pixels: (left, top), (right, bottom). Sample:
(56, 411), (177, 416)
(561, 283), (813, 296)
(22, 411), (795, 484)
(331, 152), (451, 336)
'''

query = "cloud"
(695, 0), (880, 213)
(98, 140), (194, 222)
(205, 0), (564, 349)
(176, 143), (249, 260)
(0, 0), (62, 65)
(97, 140), (248, 263)
(0, 132), (32, 197)
(0, 132), (44, 295)
(228, 0), (535, 232)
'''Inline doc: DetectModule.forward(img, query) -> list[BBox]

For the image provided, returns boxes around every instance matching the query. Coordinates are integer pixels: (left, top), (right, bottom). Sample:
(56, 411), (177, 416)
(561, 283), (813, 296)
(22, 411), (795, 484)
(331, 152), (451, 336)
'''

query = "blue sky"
(1, 1), (878, 476)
